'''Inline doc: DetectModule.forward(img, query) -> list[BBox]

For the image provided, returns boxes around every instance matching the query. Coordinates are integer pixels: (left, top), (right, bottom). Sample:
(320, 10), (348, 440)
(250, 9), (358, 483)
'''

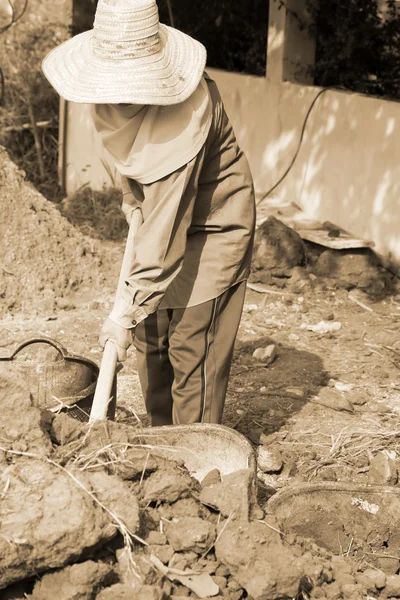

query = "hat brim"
(42, 24), (207, 105)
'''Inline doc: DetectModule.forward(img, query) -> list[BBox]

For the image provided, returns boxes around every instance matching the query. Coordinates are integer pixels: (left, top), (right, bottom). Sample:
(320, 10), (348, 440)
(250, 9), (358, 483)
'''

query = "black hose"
(257, 87), (330, 204)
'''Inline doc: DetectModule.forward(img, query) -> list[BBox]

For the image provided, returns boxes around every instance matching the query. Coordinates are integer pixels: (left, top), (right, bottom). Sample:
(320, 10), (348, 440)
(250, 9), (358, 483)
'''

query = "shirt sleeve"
(109, 146), (206, 329)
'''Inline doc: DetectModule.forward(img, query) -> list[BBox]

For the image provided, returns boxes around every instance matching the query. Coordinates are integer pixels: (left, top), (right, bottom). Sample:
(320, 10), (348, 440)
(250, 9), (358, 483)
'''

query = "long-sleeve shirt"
(109, 74), (256, 329)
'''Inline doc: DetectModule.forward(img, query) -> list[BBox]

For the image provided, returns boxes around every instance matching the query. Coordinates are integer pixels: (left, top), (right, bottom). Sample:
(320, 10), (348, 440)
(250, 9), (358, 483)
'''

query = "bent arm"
(109, 148), (205, 328)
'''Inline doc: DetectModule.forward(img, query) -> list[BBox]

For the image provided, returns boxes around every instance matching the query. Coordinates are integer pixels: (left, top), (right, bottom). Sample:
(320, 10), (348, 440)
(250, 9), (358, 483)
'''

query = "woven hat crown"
(93, 0), (162, 60)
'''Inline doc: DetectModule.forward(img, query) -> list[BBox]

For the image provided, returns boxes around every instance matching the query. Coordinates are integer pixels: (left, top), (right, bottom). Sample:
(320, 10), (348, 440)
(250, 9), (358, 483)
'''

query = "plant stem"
(27, 96), (46, 181)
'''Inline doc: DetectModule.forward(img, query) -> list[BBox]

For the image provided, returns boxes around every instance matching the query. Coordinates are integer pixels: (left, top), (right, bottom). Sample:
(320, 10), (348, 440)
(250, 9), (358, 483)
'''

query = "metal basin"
(0, 337), (115, 421)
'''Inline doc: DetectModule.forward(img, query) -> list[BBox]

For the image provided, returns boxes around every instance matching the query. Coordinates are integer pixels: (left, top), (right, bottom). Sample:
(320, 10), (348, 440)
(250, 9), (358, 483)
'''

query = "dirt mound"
(0, 146), (120, 315)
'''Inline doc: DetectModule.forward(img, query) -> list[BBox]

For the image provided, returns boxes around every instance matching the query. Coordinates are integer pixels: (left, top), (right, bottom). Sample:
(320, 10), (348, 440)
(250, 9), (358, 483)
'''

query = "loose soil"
(2, 148), (400, 598)
(0, 147), (122, 315)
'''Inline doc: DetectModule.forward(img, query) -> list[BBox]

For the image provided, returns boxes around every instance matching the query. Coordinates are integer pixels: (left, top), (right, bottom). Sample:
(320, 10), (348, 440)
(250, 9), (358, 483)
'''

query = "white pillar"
(267, 0), (316, 84)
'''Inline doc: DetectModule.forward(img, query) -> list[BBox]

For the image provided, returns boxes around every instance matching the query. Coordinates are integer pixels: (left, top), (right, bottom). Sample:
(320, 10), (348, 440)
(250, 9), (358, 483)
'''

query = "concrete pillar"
(72, 0), (97, 34)
(267, 0), (316, 84)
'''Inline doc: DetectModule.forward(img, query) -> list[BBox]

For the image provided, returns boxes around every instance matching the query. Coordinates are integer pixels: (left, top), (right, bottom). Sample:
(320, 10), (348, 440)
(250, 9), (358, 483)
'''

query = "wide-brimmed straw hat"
(42, 0), (207, 105)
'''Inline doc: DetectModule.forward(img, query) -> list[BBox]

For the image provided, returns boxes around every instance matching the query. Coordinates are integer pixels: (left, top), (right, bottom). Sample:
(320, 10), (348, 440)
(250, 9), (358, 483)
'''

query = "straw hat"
(42, 0), (207, 105)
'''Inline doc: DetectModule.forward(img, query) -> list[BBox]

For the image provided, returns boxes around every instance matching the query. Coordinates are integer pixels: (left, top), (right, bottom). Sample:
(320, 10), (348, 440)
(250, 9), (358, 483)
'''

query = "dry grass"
(280, 418), (400, 481)
(60, 186), (128, 242)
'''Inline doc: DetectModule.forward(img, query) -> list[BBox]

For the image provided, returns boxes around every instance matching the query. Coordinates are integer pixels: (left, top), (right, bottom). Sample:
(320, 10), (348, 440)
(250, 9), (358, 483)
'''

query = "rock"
(159, 497), (211, 521)
(340, 583), (363, 598)
(313, 388), (354, 413)
(87, 469), (141, 532)
(146, 531), (168, 546)
(141, 469), (194, 504)
(201, 469), (222, 487)
(0, 460), (140, 589)
(164, 516), (216, 554)
(199, 469), (257, 521)
(215, 519), (304, 599)
(51, 413), (86, 446)
(212, 575), (227, 589)
(351, 391), (369, 406)
(252, 216), (306, 276)
(300, 321), (342, 335)
(112, 448), (160, 481)
(385, 574), (400, 597)
(257, 447), (283, 474)
(334, 382), (353, 392)
(0, 374), (53, 457)
(96, 584), (167, 600)
(252, 344), (277, 365)
(30, 560), (114, 600)
(368, 451), (398, 485)
(288, 266), (311, 293)
(168, 554), (189, 571)
(356, 568), (386, 591)
(314, 249), (390, 295)
(259, 432), (285, 447)
(284, 387), (305, 399)
(290, 266), (309, 283)
(151, 544), (175, 565)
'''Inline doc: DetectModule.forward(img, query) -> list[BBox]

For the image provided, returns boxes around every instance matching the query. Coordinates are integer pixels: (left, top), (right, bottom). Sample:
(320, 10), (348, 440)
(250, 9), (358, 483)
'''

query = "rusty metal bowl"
(0, 337), (115, 422)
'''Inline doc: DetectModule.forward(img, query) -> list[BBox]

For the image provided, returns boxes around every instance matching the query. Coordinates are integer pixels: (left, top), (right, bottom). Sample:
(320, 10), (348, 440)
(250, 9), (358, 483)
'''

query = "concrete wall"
(62, 71), (400, 265)
(209, 70), (400, 265)
(61, 0), (400, 265)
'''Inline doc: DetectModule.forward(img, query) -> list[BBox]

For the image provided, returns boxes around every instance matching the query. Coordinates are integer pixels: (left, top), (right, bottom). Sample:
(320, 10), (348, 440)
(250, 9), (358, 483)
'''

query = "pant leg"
(168, 281), (246, 424)
(134, 309), (174, 426)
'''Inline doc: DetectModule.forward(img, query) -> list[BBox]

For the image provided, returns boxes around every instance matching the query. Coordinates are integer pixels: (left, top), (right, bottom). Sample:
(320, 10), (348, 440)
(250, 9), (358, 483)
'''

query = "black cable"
(257, 86), (330, 204)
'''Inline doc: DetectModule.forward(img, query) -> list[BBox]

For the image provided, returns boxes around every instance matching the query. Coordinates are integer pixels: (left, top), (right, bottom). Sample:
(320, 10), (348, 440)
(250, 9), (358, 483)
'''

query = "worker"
(42, 0), (256, 426)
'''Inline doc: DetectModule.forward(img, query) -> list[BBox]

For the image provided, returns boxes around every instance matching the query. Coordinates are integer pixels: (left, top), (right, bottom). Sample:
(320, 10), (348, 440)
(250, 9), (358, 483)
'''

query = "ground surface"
(2, 273), (400, 485)
(3, 147), (400, 596)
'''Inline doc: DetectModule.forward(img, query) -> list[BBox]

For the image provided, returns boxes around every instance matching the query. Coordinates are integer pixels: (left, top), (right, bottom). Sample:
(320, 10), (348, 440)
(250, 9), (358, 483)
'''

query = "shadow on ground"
(225, 335), (329, 442)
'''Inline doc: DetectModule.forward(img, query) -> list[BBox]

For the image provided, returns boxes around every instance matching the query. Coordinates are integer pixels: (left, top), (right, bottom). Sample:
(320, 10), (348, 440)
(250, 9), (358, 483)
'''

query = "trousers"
(134, 281), (246, 426)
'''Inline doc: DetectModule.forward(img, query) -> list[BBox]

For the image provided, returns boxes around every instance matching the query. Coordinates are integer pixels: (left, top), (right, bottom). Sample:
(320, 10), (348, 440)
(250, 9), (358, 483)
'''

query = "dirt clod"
(201, 468), (222, 487)
(252, 216), (306, 278)
(164, 516), (217, 553)
(0, 461), (122, 589)
(96, 583), (167, 600)
(314, 248), (392, 295)
(30, 560), (114, 600)
(368, 451), (398, 486)
(257, 446), (284, 474)
(0, 373), (52, 457)
(199, 468), (255, 521)
(141, 469), (195, 504)
(215, 518), (305, 599)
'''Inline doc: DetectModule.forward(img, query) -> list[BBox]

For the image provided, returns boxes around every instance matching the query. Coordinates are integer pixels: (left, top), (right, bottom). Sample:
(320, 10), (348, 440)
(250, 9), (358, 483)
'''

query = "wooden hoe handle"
(90, 208), (143, 422)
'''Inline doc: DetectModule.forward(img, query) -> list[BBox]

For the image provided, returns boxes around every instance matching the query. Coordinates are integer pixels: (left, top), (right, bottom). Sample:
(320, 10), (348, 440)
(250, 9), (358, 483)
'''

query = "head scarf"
(91, 77), (212, 184)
